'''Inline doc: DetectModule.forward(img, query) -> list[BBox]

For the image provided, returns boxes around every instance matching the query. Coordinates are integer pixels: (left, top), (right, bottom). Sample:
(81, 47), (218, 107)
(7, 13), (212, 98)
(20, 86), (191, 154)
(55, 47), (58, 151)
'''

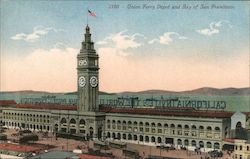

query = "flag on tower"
(88, 10), (97, 17)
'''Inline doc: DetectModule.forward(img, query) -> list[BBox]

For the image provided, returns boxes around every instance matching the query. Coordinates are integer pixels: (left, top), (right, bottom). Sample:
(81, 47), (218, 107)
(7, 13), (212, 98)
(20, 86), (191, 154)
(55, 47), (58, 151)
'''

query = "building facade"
(234, 139), (250, 159)
(1, 25), (249, 152)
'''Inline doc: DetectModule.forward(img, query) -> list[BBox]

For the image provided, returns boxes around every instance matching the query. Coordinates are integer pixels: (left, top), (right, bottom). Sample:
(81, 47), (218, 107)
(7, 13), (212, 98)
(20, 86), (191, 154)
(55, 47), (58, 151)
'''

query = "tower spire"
(85, 25), (91, 42)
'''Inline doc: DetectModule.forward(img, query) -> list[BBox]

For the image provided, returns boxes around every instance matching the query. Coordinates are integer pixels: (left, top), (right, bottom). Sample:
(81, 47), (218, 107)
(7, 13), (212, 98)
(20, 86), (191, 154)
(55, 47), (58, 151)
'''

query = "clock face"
(78, 76), (86, 87)
(79, 59), (87, 66)
(90, 76), (98, 87)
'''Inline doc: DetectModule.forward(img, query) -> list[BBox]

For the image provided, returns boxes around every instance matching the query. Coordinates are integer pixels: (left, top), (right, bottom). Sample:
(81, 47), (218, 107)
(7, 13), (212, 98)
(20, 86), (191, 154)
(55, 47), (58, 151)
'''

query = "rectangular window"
(172, 130), (175, 135)
(206, 133), (212, 138)
(80, 130), (85, 134)
(178, 130), (182, 135)
(191, 131), (197, 136)
(158, 129), (162, 134)
(145, 128), (149, 132)
(152, 128), (155, 133)
(164, 129), (168, 134)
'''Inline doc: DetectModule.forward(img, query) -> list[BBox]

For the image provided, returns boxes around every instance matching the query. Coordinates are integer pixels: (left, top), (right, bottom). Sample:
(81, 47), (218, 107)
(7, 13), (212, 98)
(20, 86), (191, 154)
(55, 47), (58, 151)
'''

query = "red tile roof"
(0, 100), (17, 105)
(99, 106), (234, 118)
(78, 154), (111, 159)
(16, 104), (77, 110)
(224, 138), (235, 143)
(243, 112), (250, 116)
(0, 143), (42, 152)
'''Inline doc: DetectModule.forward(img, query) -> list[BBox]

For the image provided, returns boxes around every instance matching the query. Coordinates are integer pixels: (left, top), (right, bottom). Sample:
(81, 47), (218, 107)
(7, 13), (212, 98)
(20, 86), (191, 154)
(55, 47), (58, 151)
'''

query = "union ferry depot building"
(1, 26), (250, 153)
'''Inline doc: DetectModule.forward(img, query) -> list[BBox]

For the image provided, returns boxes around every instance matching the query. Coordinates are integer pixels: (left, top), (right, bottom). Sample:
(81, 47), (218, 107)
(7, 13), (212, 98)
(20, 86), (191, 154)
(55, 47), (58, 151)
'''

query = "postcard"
(0, 1), (249, 159)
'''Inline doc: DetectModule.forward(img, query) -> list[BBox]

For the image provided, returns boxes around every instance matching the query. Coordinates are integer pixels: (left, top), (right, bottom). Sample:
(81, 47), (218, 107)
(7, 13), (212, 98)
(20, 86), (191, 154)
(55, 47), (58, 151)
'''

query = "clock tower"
(77, 25), (99, 112)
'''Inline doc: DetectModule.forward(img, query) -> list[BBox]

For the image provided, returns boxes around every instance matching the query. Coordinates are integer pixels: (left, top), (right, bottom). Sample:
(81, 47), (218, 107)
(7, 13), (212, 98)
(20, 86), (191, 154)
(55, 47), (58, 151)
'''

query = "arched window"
(107, 132), (110, 138)
(122, 121), (127, 130)
(199, 141), (204, 148)
(177, 139), (182, 145)
(69, 118), (76, 124)
(112, 120), (116, 129)
(117, 120), (121, 130)
(157, 137), (162, 143)
(157, 123), (162, 127)
(177, 124), (182, 129)
(215, 127), (220, 131)
(184, 139), (189, 146)
(164, 123), (168, 128)
(117, 133), (121, 140)
(191, 140), (196, 146)
(112, 132), (116, 139)
(214, 143), (220, 149)
(199, 126), (204, 130)
(145, 136), (149, 142)
(107, 120), (110, 123)
(139, 122), (143, 126)
(151, 123), (156, 127)
(145, 122), (149, 127)
(60, 118), (67, 124)
(133, 121), (138, 126)
(170, 124), (175, 128)
(236, 122), (242, 129)
(139, 135), (143, 142)
(206, 142), (212, 148)
(79, 119), (85, 125)
(151, 136), (155, 143)
(192, 125), (196, 129)
(128, 134), (132, 140)
(207, 126), (212, 131)
(134, 135), (138, 141)
(123, 134), (126, 140)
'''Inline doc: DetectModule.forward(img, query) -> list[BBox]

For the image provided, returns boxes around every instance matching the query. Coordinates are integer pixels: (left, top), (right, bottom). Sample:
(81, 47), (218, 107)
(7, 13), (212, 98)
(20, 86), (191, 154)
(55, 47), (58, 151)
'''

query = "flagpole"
(87, 8), (89, 25)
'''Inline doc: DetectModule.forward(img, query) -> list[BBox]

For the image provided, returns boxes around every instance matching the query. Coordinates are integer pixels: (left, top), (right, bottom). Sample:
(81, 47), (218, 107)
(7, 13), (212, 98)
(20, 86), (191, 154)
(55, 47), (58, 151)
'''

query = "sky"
(0, 0), (249, 93)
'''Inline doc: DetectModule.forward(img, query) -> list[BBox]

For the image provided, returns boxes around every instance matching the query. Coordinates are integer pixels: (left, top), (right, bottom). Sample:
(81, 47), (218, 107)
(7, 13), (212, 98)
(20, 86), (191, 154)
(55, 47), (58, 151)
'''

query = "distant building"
(233, 139), (250, 159)
(1, 25), (250, 153)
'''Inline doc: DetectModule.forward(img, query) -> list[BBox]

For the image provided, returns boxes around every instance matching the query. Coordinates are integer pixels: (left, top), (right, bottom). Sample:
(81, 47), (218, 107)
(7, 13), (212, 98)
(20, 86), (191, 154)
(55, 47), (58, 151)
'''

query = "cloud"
(148, 32), (188, 45)
(98, 47), (249, 93)
(96, 30), (145, 56)
(196, 20), (232, 36)
(1, 44), (248, 93)
(1, 46), (78, 92)
(11, 26), (64, 42)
